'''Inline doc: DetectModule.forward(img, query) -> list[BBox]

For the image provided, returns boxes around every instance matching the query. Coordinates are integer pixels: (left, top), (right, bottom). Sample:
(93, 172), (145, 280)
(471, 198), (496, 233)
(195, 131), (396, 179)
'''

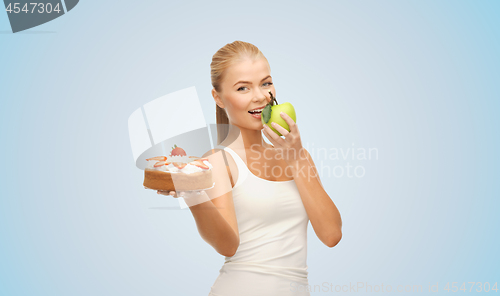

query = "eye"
(237, 86), (247, 91)
(263, 82), (273, 87)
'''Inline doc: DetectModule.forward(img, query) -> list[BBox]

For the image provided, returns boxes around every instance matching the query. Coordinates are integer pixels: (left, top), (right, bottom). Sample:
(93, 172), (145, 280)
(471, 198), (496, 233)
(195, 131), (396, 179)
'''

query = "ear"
(212, 88), (225, 109)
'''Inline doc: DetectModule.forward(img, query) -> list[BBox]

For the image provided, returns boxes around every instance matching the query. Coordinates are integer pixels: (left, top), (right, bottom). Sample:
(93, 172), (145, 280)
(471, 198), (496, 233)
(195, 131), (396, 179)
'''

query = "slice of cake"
(143, 144), (214, 191)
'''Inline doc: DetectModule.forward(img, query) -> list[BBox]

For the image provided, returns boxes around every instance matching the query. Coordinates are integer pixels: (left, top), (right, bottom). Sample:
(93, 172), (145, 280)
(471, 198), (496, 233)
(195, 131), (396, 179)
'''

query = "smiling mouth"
(248, 107), (265, 115)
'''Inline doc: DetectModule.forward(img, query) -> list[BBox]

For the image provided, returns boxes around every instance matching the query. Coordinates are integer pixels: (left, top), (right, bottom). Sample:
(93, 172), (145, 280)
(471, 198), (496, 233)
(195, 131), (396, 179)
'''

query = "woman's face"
(214, 57), (275, 130)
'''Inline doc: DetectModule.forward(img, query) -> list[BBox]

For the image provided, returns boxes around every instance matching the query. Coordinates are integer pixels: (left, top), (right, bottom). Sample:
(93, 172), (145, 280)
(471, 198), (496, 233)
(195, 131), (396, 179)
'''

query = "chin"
(238, 121), (261, 131)
(254, 125), (264, 131)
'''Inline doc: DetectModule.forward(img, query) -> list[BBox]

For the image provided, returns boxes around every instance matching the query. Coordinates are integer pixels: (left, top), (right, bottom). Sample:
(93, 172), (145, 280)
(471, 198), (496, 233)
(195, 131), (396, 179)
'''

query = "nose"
(253, 88), (269, 103)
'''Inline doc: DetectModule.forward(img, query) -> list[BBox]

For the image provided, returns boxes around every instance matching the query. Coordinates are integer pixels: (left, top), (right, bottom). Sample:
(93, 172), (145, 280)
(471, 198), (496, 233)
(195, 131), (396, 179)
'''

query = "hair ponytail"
(215, 104), (229, 145)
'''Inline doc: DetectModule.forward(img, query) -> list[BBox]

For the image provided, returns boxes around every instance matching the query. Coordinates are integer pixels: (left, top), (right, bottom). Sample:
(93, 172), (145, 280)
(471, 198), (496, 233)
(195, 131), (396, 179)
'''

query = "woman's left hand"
(262, 112), (306, 166)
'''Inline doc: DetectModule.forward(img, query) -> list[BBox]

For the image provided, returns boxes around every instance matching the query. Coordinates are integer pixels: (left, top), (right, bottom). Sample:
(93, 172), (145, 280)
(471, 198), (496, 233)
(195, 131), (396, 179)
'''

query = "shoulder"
(201, 147), (232, 164)
(201, 147), (236, 188)
(201, 147), (231, 169)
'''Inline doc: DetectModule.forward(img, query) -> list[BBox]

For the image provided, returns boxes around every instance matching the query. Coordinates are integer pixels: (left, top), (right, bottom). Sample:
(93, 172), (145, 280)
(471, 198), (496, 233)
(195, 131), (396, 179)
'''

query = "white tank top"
(209, 145), (311, 296)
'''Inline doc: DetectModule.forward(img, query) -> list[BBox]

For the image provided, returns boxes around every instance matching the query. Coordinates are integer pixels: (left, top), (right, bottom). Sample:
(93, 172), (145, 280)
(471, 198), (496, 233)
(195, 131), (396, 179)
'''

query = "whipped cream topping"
(146, 155), (213, 174)
(167, 155), (193, 163)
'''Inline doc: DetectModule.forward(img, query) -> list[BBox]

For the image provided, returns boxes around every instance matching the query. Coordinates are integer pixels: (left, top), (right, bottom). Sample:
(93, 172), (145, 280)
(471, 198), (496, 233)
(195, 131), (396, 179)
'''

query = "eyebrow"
(233, 75), (272, 87)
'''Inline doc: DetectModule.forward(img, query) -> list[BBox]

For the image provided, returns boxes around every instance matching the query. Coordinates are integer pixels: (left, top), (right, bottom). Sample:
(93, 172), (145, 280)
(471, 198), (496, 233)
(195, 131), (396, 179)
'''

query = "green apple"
(261, 91), (296, 136)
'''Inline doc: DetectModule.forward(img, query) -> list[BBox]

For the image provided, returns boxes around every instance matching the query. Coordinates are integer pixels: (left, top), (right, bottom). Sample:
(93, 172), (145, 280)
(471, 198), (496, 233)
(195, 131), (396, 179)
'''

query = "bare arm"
(262, 112), (342, 248)
(187, 194), (239, 257)
(167, 149), (240, 257)
(290, 148), (342, 248)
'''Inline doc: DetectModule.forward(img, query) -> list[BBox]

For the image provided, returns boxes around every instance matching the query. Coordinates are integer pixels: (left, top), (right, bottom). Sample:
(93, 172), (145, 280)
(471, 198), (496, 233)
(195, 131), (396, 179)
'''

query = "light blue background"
(1, 0), (499, 295)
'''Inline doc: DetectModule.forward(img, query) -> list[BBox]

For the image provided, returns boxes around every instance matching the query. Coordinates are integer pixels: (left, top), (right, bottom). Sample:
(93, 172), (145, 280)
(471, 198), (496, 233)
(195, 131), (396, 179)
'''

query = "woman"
(159, 41), (342, 296)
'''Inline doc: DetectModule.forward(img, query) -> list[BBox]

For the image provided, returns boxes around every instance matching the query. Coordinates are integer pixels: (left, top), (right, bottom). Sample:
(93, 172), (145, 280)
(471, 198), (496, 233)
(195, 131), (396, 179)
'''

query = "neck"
(225, 123), (268, 150)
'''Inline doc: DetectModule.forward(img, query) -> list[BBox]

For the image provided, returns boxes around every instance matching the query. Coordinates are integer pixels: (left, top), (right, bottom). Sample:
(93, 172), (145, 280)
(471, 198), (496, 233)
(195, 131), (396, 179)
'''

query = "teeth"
(249, 108), (264, 113)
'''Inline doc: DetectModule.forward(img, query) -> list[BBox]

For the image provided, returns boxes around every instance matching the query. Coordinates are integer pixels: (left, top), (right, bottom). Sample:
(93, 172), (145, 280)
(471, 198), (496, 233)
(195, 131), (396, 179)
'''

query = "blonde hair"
(210, 40), (268, 145)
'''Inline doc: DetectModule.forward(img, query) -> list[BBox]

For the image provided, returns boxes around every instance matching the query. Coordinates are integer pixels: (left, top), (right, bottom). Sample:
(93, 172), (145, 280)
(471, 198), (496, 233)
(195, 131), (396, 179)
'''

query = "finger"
(264, 124), (286, 146)
(262, 127), (275, 146)
(280, 112), (298, 133)
(262, 125), (278, 146)
(270, 121), (290, 137)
